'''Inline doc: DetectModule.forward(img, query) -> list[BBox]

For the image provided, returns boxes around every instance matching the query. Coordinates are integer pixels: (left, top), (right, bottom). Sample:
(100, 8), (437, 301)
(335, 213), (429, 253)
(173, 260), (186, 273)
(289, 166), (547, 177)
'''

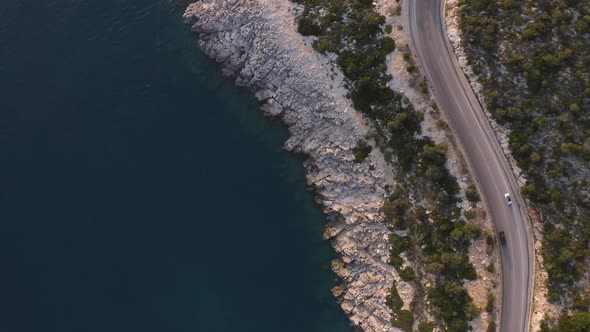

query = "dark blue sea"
(0, 1), (353, 331)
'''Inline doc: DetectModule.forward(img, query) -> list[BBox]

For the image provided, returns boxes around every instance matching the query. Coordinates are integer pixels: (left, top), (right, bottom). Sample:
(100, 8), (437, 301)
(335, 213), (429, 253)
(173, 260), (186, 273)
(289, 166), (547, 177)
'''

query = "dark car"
(499, 232), (507, 245)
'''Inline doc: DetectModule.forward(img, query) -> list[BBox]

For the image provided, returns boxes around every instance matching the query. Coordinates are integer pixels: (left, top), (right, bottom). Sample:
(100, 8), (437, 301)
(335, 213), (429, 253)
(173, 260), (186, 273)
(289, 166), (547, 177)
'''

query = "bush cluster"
(296, 0), (482, 329)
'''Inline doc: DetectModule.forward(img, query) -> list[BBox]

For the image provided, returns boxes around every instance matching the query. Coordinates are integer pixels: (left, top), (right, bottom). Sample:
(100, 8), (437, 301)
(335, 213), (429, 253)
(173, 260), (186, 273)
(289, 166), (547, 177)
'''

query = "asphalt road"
(408, 0), (533, 331)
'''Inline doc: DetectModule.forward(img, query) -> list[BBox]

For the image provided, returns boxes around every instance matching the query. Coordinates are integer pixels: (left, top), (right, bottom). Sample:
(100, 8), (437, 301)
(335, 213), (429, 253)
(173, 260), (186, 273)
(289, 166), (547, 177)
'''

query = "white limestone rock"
(183, 1), (403, 331)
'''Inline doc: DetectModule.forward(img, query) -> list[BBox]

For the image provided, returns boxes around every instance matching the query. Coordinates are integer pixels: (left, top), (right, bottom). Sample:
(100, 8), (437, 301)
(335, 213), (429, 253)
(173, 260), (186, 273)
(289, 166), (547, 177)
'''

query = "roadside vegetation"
(457, 0), (590, 328)
(295, 0), (485, 330)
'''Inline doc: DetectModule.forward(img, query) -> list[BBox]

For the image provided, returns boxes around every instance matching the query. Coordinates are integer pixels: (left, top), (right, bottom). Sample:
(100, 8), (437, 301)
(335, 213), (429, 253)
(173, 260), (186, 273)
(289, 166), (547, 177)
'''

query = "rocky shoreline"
(182, 1), (404, 331)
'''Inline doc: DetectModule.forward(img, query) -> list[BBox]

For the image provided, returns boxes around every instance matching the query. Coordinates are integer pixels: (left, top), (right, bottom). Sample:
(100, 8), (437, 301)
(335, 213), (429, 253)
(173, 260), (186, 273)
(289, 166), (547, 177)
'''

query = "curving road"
(408, 0), (534, 331)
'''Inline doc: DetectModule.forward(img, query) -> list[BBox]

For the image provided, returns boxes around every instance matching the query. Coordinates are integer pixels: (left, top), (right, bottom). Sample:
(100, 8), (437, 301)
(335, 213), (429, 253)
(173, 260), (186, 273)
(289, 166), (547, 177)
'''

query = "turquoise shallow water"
(0, 1), (353, 331)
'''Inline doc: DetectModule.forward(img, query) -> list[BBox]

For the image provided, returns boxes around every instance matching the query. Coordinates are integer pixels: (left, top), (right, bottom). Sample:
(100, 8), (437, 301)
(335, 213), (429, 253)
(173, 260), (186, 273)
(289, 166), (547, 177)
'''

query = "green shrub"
(314, 38), (333, 54)
(465, 184), (480, 202)
(380, 37), (396, 55)
(389, 233), (411, 252)
(382, 197), (410, 224)
(463, 222), (482, 239)
(384, 24), (393, 34)
(390, 253), (404, 267)
(352, 139), (372, 162)
(418, 322), (434, 332)
(386, 284), (403, 311)
(487, 321), (497, 332)
(486, 293), (494, 312)
(297, 16), (322, 36)
(557, 311), (590, 332)
(464, 209), (477, 220)
(436, 119), (448, 129)
(418, 79), (428, 93)
(575, 18), (589, 34)
(486, 262), (495, 273)
(398, 266), (416, 282)
(392, 310), (414, 332)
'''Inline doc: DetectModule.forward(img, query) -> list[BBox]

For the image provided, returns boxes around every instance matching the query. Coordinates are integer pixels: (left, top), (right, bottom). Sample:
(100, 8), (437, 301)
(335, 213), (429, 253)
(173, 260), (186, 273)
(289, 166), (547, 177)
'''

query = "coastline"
(182, 1), (401, 331)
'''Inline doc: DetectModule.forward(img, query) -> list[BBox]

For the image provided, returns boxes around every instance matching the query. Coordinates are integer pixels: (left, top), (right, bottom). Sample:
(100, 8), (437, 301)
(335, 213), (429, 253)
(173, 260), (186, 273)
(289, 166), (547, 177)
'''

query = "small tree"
(352, 139), (372, 162)
(466, 184), (480, 202)
(398, 266), (416, 281)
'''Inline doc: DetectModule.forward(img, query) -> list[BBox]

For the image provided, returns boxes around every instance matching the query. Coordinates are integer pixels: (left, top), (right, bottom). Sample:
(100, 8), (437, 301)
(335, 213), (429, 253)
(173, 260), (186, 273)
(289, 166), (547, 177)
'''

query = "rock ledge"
(183, 1), (403, 331)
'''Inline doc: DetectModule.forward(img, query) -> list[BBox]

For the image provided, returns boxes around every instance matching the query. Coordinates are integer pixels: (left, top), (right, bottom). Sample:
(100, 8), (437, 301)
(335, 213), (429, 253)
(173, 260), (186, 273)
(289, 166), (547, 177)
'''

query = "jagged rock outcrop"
(183, 1), (404, 331)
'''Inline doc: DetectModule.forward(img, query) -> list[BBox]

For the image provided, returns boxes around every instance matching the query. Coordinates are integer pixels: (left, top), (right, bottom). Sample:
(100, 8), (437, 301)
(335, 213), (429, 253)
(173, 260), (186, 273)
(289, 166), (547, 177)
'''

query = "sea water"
(0, 1), (353, 331)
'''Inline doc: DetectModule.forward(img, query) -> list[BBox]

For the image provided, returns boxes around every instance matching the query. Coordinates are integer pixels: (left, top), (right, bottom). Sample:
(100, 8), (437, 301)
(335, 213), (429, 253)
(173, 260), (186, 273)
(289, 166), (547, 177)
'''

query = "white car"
(504, 193), (512, 205)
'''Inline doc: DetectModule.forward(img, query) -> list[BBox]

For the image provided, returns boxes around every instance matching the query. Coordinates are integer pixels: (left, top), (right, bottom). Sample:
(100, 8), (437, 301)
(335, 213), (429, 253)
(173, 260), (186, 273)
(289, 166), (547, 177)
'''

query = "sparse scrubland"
(457, 0), (590, 328)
